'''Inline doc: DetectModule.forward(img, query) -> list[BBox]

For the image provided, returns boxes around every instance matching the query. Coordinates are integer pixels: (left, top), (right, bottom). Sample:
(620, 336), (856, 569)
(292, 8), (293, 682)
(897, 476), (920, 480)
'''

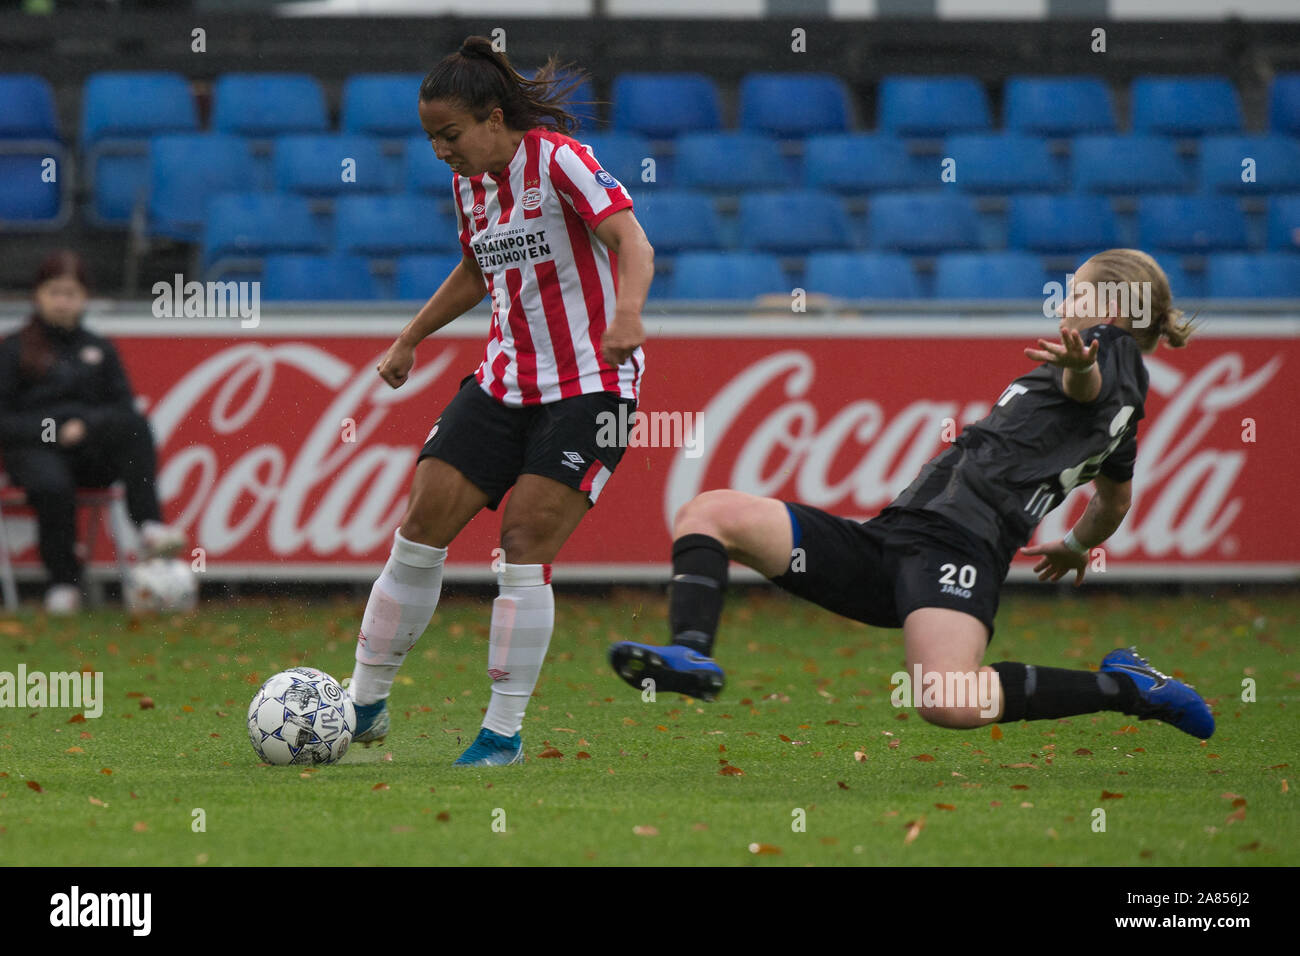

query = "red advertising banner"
(3, 316), (1297, 581)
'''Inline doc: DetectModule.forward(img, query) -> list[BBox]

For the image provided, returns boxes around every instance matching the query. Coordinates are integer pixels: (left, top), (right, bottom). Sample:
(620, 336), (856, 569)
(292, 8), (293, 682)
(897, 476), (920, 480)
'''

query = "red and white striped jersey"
(452, 127), (644, 407)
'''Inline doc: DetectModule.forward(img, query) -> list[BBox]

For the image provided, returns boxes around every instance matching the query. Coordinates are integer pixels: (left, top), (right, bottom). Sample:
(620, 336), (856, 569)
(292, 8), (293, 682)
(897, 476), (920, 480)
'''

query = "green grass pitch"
(1, 588), (1295, 866)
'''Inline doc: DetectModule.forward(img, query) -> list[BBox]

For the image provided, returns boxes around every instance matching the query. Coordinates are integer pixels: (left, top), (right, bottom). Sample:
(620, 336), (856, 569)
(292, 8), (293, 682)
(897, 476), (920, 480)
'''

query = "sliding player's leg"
(609, 490), (804, 701)
(452, 474), (589, 767)
(902, 609), (1214, 738)
(348, 456), (489, 745)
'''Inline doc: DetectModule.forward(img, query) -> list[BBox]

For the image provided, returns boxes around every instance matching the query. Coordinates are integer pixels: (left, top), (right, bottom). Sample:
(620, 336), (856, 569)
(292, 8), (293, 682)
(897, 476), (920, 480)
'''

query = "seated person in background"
(0, 250), (186, 615)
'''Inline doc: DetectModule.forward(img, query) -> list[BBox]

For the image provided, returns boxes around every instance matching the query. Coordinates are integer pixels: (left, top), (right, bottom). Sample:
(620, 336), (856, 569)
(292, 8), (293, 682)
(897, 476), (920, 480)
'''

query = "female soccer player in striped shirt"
(611, 250), (1215, 741)
(348, 36), (653, 765)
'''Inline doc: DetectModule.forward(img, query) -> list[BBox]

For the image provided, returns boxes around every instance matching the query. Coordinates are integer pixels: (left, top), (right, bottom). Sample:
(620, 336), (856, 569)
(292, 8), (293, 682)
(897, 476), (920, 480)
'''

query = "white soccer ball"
(123, 558), (198, 614)
(247, 667), (355, 766)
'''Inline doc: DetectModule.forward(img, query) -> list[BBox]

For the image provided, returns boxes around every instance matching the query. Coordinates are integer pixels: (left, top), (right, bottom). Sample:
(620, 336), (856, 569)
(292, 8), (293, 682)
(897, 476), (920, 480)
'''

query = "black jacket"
(0, 315), (137, 452)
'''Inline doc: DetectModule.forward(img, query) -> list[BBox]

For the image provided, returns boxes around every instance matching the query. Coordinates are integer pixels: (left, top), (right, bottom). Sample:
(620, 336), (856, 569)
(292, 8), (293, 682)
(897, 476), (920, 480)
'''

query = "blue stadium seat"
(669, 252), (787, 300)
(802, 133), (930, 193)
(867, 193), (980, 253)
(630, 190), (722, 253)
(80, 72), (197, 148)
(1131, 76), (1243, 136)
(934, 252), (1046, 299)
(0, 155), (63, 225)
(1198, 135), (1300, 194)
(80, 72), (199, 226)
(202, 193), (327, 269)
(273, 134), (390, 194)
(0, 74), (58, 139)
(877, 76), (991, 137)
(1206, 252), (1300, 297)
(211, 73), (329, 137)
(802, 251), (921, 298)
(334, 194), (460, 256)
(738, 72), (852, 138)
(1267, 195), (1300, 250)
(942, 133), (1064, 193)
(738, 190), (852, 253)
(404, 134), (446, 193)
(262, 254), (379, 300)
(1071, 135), (1190, 193)
(1269, 74), (1300, 135)
(396, 253), (467, 300)
(147, 134), (258, 242)
(575, 132), (657, 189)
(0, 74), (66, 229)
(673, 132), (789, 191)
(1138, 196), (1250, 252)
(1007, 195), (1119, 253)
(340, 74), (426, 137)
(1003, 76), (1116, 136)
(611, 73), (721, 137)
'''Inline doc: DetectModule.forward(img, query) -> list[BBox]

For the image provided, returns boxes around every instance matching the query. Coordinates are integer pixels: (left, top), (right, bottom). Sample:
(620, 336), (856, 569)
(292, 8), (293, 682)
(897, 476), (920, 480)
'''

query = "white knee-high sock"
(481, 562), (554, 737)
(351, 529), (446, 705)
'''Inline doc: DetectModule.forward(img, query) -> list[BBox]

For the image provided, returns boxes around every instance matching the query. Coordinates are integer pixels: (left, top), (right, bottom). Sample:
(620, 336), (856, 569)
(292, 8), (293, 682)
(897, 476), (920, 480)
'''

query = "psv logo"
(521, 187), (543, 210)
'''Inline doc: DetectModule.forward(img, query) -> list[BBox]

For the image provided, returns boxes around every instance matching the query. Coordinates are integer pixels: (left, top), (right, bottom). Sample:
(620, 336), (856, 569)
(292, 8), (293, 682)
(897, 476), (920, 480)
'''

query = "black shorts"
(418, 374), (636, 510)
(769, 504), (1007, 641)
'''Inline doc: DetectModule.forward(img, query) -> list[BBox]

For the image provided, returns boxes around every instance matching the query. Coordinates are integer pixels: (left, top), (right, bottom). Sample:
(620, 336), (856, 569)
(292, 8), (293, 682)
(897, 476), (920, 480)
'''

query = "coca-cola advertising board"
(3, 315), (1297, 581)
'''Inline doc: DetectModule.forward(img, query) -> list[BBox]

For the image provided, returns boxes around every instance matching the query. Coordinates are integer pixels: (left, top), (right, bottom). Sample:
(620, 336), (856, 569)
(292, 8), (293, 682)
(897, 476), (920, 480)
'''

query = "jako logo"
(49, 886), (151, 936)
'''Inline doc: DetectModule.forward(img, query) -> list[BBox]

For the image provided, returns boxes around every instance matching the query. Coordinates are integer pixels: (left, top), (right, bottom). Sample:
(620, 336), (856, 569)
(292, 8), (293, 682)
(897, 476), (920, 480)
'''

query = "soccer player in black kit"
(610, 249), (1214, 739)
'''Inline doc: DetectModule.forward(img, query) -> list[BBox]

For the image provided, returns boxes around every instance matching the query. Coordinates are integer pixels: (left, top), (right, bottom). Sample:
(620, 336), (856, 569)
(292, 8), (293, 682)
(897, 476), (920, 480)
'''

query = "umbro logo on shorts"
(561, 450), (584, 471)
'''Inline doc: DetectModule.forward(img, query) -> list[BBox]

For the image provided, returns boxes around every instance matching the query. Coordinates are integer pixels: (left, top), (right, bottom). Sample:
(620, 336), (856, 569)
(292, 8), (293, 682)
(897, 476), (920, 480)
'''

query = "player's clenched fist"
(377, 339), (415, 388)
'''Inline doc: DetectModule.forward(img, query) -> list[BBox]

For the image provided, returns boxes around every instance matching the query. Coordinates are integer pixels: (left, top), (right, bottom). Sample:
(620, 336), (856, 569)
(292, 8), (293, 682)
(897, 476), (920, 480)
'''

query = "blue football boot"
(1100, 647), (1214, 739)
(453, 727), (524, 766)
(350, 697), (390, 747)
(608, 641), (725, 702)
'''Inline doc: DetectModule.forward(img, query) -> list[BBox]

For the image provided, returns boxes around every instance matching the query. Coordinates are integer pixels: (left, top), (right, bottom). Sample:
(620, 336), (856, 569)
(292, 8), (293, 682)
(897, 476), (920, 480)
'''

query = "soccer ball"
(123, 558), (198, 614)
(247, 667), (355, 766)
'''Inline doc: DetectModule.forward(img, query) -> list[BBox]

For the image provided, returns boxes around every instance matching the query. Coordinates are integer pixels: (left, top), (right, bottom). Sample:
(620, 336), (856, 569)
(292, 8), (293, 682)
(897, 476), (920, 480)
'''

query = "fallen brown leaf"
(903, 816), (925, 844)
(1101, 790), (1124, 800)
(719, 765), (744, 776)
(748, 842), (781, 855)
(537, 746), (564, 758)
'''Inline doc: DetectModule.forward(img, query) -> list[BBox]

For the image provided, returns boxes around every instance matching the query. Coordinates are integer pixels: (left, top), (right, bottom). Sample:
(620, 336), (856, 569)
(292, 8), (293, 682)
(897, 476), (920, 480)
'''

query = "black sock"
(668, 534), (728, 656)
(991, 662), (1139, 722)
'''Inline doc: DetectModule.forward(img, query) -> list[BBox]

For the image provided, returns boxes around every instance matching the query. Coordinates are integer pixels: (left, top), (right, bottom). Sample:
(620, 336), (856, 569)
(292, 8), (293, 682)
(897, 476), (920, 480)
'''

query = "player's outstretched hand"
(377, 339), (415, 389)
(1021, 540), (1088, 587)
(1024, 326), (1098, 371)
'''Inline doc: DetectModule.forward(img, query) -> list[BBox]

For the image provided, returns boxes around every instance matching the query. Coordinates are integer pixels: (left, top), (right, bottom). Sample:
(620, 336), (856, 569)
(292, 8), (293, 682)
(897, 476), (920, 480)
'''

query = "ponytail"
(420, 35), (590, 134)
